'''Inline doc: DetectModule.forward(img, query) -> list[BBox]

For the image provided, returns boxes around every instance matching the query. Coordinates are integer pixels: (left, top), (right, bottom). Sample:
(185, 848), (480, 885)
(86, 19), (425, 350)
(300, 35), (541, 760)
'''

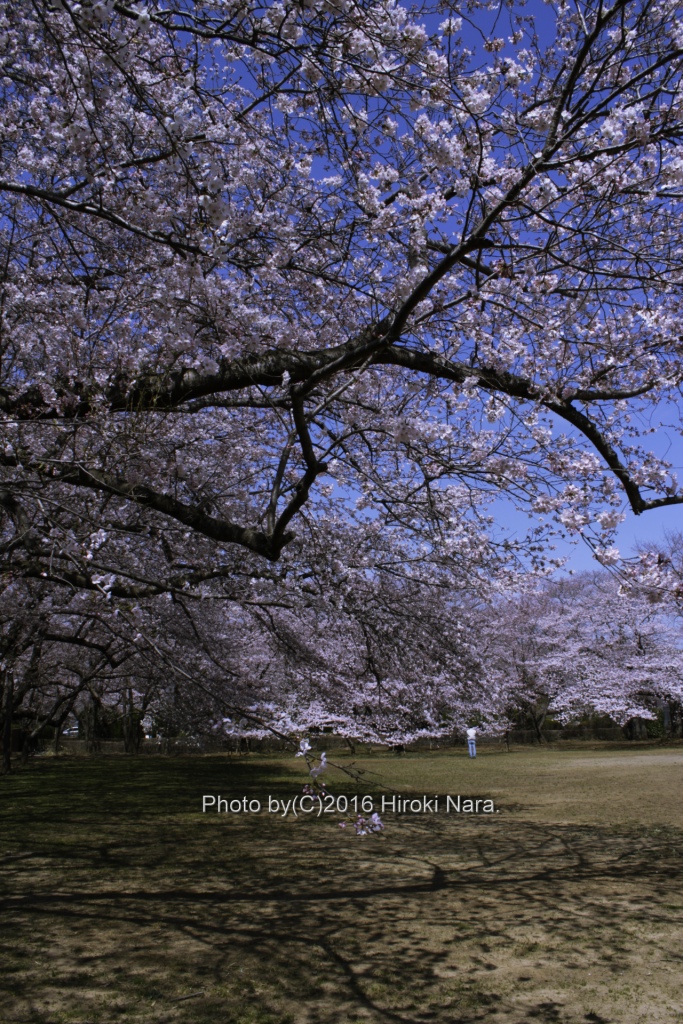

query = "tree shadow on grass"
(1, 761), (682, 1024)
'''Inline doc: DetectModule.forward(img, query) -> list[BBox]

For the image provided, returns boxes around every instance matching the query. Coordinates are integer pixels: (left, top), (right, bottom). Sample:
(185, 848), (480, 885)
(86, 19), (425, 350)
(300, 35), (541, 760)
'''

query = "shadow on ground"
(1, 757), (681, 1024)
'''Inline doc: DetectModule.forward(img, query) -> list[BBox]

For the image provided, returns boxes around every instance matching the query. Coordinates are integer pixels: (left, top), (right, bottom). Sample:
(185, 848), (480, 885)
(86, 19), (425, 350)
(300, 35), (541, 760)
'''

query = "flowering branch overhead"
(0, 0), (683, 590)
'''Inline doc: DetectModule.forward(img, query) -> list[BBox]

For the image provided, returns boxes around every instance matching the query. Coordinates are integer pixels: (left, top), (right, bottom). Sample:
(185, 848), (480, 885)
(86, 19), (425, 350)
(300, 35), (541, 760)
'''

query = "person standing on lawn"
(467, 727), (477, 758)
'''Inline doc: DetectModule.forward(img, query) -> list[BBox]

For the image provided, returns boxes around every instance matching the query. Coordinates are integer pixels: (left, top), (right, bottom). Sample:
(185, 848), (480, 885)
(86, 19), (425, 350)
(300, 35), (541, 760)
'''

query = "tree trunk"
(1, 671), (13, 775)
(122, 689), (142, 754)
(82, 695), (101, 754)
(623, 717), (648, 741)
(530, 709), (546, 744)
(51, 702), (75, 755)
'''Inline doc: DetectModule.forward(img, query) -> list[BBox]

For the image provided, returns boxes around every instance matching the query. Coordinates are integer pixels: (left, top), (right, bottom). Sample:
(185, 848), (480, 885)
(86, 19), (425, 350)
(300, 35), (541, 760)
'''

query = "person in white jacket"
(466, 727), (477, 758)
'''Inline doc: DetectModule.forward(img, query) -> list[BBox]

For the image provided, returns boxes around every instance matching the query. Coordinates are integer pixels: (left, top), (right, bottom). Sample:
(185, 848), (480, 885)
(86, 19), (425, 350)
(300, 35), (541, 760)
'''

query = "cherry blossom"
(2, 0), (683, 767)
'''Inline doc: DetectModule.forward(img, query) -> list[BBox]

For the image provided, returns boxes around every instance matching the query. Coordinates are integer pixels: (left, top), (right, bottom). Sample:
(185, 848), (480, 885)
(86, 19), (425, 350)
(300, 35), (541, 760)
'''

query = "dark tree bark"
(1, 671), (13, 775)
(122, 689), (143, 754)
(81, 694), (102, 755)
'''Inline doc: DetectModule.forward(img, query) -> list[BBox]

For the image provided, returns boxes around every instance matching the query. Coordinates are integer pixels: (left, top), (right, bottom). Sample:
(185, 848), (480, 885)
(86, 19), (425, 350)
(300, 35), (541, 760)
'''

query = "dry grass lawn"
(1, 744), (682, 1024)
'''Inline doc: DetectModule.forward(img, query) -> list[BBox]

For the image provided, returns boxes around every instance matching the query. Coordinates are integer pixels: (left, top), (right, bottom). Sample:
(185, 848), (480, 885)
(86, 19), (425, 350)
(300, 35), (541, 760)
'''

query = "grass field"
(1, 745), (682, 1024)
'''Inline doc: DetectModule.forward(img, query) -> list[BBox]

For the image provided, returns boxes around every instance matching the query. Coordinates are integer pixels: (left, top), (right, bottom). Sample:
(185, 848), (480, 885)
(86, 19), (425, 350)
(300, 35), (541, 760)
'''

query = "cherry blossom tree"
(0, 523), (504, 766)
(482, 573), (683, 734)
(4, 558), (681, 771)
(0, 577), (167, 769)
(1, 0), (683, 601)
(4, 0), (683, 768)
